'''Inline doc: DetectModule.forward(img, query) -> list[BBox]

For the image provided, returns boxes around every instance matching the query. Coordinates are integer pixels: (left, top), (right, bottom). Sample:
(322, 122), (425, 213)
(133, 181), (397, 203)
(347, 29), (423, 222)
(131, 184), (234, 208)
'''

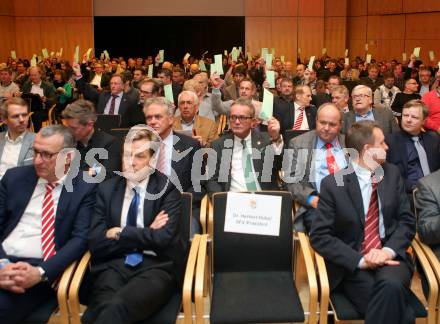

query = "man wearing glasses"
(206, 98), (283, 196)
(342, 85), (398, 135)
(0, 125), (97, 323)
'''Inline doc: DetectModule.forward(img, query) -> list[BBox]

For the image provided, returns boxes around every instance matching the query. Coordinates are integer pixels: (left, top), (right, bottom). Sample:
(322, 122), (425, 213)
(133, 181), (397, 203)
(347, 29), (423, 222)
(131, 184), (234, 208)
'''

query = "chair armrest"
(68, 251), (91, 324)
(314, 252), (329, 324)
(200, 195), (208, 234)
(182, 234), (201, 324)
(208, 197), (213, 238)
(413, 238), (439, 324)
(297, 232), (319, 324)
(194, 234), (209, 324)
(57, 261), (78, 324)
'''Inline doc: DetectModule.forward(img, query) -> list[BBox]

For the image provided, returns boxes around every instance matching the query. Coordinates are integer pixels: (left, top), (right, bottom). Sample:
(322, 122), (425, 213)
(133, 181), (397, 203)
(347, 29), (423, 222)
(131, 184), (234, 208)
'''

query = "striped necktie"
(41, 183), (58, 261)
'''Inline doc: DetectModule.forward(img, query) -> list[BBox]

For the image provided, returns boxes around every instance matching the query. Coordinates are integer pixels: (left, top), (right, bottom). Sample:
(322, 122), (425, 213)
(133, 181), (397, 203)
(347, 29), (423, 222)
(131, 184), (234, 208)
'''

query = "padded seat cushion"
(210, 271), (304, 324)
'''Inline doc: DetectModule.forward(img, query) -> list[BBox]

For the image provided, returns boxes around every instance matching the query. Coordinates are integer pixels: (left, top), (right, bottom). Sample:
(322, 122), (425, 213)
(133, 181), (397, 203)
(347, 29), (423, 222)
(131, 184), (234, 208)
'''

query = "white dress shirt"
(154, 132), (174, 176)
(103, 92), (123, 115)
(294, 102), (310, 130)
(230, 133), (262, 192)
(120, 177), (150, 228)
(0, 132), (25, 177)
(30, 81), (44, 97)
(2, 176), (66, 258)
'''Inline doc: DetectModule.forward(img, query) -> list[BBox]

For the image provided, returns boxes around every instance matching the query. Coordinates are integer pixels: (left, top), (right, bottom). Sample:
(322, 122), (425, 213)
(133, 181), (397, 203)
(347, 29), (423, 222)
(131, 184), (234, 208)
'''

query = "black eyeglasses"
(34, 149), (61, 161)
(229, 115), (253, 122)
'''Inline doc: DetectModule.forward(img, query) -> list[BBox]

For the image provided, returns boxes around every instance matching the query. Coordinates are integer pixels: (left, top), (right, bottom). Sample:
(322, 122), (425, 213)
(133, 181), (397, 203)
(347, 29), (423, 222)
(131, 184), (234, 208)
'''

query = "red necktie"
(108, 94), (118, 115)
(41, 183), (58, 261)
(325, 143), (340, 174)
(361, 176), (382, 255)
(156, 142), (167, 174)
(292, 107), (305, 130)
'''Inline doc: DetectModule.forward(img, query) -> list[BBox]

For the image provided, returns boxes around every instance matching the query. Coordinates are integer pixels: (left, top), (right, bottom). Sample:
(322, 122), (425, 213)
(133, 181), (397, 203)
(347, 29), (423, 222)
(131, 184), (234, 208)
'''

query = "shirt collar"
(37, 173), (68, 187)
(32, 81), (42, 87)
(234, 131), (252, 145)
(127, 175), (150, 192)
(5, 131), (25, 144)
(355, 108), (373, 118)
(316, 136), (340, 149)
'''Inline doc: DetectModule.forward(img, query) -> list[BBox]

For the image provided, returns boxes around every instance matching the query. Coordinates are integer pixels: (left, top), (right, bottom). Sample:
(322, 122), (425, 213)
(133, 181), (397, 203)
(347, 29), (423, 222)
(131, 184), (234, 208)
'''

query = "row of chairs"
(22, 190), (440, 323)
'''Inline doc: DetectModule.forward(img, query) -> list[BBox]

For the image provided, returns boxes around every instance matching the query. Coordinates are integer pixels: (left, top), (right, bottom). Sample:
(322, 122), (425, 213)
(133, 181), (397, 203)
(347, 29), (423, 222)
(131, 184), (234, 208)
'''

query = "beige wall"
(93, 0), (244, 16)
(1, 0), (93, 62)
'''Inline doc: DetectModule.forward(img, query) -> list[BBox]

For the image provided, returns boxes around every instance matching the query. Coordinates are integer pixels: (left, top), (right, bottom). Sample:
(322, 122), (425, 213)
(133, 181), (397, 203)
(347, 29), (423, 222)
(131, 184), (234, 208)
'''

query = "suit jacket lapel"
(0, 133), (6, 162)
(345, 170), (365, 226)
(119, 94), (128, 115)
(251, 130), (265, 176)
(110, 178), (126, 226)
(143, 174), (158, 226)
(17, 132), (32, 165)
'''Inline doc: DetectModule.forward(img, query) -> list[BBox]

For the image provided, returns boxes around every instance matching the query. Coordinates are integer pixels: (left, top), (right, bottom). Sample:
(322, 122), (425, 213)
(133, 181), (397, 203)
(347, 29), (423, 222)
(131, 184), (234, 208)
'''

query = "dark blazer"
(0, 131), (35, 167)
(77, 130), (122, 179)
(310, 162), (415, 290)
(360, 77), (384, 92)
(206, 130), (280, 196)
(0, 165), (97, 282)
(171, 132), (203, 201)
(273, 96), (317, 135)
(21, 80), (57, 108)
(75, 77), (139, 127)
(342, 108), (399, 135)
(386, 130), (440, 192)
(312, 93), (331, 109)
(88, 172), (185, 276)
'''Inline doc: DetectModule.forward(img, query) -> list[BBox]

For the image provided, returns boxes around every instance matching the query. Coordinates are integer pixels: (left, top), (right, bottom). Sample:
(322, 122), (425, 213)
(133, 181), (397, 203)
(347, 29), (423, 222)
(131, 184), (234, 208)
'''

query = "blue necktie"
(125, 187), (143, 267)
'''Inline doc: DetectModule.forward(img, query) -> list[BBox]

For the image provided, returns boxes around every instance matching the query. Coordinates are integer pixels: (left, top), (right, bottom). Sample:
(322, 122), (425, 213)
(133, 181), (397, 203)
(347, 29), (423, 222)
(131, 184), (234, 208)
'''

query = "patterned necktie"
(41, 183), (58, 261)
(241, 139), (258, 191)
(293, 106), (305, 130)
(412, 136), (431, 176)
(108, 94), (118, 115)
(325, 143), (339, 174)
(156, 142), (167, 174)
(361, 175), (382, 255)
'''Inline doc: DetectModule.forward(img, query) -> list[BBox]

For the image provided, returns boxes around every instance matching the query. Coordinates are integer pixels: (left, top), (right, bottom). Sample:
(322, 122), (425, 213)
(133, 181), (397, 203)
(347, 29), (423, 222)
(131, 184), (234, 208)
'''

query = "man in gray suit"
(416, 169), (440, 259)
(342, 85), (399, 135)
(285, 103), (346, 232)
(0, 97), (34, 178)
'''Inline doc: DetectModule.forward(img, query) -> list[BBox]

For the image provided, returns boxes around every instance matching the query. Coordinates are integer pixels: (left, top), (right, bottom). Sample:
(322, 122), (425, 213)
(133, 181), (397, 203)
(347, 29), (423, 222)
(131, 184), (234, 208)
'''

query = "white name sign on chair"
(224, 192), (282, 236)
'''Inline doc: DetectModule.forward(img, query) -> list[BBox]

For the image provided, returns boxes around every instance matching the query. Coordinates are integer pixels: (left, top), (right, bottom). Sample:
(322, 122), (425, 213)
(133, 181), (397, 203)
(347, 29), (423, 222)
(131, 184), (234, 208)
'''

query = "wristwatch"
(37, 266), (49, 282)
(0, 259), (10, 269)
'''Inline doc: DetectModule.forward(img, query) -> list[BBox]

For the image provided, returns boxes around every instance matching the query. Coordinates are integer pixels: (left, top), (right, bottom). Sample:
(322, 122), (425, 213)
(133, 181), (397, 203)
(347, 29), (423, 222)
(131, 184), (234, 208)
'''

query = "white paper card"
(183, 53), (191, 61)
(298, 47), (301, 54)
(199, 60), (207, 72)
(322, 48), (327, 55)
(210, 63), (217, 76)
(266, 70), (275, 88)
(271, 47), (275, 55)
(265, 53), (273, 69)
(159, 50), (164, 63)
(214, 54), (223, 75)
(345, 49), (348, 57)
(231, 48), (238, 62)
(224, 192), (282, 236)
(413, 47), (420, 57)
(260, 88), (274, 120)
(429, 51), (435, 61)
(365, 43), (368, 51)
(31, 55), (37, 67)
(345, 57), (349, 66)
(366, 54), (372, 64)
(147, 64), (153, 79)
(42, 48), (49, 58)
(238, 46), (242, 54)
(73, 46), (79, 64)
(59, 47), (63, 57)
(280, 55), (285, 63)
(261, 48), (269, 59)
(10, 51), (16, 60)
(164, 84), (174, 104)
(402, 53), (407, 61)
(308, 56), (315, 71)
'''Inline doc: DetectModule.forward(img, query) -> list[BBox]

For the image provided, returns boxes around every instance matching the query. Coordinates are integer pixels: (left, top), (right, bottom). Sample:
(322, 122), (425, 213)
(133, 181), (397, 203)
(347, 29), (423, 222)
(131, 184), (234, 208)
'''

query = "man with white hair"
(173, 90), (218, 147)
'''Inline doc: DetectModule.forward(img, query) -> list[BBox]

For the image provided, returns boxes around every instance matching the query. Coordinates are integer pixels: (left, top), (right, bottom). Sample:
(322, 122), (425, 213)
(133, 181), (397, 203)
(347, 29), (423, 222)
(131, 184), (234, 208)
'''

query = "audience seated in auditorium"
(311, 120), (416, 324)
(0, 125), (96, 323)
(172, 90), (218, 147)
(386, 99), (440, 194)
(286, 103), (346, 232)
(342, 85), (398, 134)
(206, 97), (282, 196)
(62, 99), (121, 179)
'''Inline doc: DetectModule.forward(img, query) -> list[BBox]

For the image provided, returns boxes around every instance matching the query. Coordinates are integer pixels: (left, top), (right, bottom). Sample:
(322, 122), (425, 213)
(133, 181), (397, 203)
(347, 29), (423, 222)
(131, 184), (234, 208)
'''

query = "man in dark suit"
(360, 64), (384, 92)
(143, 97), (202, 234)
(273, 84), (317, 135)
(62, 99), (121, 179)
(285, 103), (346, 232)
(416, 169), (440, 259)
(386, 99), (440, 193)
(206, 98), (283, 196)
(0, 125), (96, 323)
(311, 120), (416, 324)
(83, 127), (185, 323)
(72, 63), (139, 128)
(20, 66), (56, 132)
(342, 85), (399, 135)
